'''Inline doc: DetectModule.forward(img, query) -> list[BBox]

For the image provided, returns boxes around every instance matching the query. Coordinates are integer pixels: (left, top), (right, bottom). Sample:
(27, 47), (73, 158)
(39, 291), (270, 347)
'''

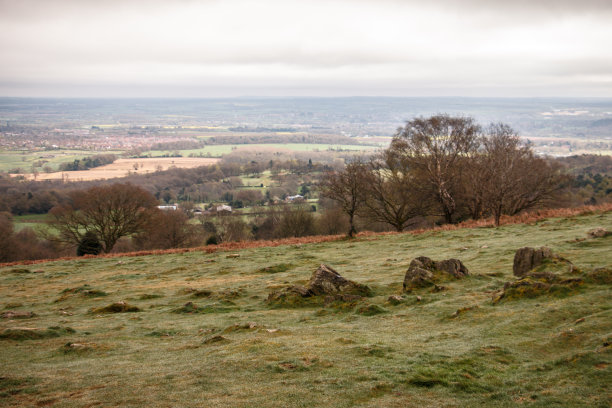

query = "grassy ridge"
(0, 211), (610, 407)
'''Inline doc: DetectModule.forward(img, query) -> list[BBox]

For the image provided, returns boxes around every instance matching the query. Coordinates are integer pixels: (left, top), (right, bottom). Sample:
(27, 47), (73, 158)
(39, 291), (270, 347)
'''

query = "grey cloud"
(0, 0), (611, 97)
(375, 0), (612, 13)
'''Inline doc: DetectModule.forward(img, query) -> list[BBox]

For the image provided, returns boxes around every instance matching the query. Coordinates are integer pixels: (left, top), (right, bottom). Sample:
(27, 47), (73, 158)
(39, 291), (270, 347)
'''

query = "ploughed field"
(21, 157), (220, 181)
(0, 211), (610, 407)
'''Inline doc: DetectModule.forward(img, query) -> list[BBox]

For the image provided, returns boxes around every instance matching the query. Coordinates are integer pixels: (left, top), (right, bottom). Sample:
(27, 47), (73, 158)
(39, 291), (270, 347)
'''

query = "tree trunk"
(494, 205), (502, 227)
(443, 208), (453, 224)
(348, 213), (356, 238)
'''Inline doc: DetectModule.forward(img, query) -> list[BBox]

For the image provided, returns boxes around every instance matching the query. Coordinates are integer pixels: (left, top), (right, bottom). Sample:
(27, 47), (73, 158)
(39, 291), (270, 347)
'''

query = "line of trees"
(321, 115), (563, 234)
(58, 154), (116, 172)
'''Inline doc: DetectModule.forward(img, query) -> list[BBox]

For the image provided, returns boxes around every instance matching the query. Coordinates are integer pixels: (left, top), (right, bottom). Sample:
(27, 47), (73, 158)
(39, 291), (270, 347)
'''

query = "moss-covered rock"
(403, 257), (469, 292)
(493, 273), (583, 304)
(267, 264), (372, 307)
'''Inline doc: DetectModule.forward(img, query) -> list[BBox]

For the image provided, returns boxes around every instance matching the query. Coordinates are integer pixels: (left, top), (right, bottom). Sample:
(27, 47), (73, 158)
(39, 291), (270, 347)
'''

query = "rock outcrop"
(267, 264), (371, 306)
(493, 274), (583, 304)
(513, 247), (554, 277)
(495, 248), (587, 303)
(403, 256), (469, 292)
(307, 264), (370, 296)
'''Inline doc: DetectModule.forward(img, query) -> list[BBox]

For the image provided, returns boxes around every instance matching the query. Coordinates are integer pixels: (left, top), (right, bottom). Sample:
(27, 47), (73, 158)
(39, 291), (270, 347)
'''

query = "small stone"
(574, 317), (585, 324)
(226, 254), (240, 258)
(588, 228), (609, 238)
(387, 295), (403, 305)
(1, 311), (36, 319)
(416, 296), (422, 302)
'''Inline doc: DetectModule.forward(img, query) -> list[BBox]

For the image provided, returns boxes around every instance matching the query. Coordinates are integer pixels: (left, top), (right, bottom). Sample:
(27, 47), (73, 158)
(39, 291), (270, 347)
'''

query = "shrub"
(77, 231), (102, 256)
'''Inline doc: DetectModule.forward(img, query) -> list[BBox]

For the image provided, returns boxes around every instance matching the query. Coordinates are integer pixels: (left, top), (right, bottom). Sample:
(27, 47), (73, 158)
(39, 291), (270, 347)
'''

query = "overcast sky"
(1, 0), (611, 97)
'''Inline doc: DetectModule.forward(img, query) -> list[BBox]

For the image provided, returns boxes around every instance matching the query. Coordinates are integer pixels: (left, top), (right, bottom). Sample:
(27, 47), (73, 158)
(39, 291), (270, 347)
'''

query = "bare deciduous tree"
(392, 114), (480, 223)
(47, 183), (157, 253)
(134, 209), (197, 250)
(276, 205), (316, 238)
(319, 158), (368, 237)
(473, 123), (562, 226)
(210, 214), (251, 242)
(362, 150), (426, 232)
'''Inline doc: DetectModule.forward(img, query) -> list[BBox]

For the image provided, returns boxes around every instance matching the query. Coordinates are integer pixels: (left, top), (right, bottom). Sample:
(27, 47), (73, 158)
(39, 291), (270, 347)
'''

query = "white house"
(285, 195), (304, 203)
(216, 205), (232, 213)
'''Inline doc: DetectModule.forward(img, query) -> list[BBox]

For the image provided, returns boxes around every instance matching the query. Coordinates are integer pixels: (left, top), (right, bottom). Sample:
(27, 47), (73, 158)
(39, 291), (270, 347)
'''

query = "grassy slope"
(0, 212), (610, 407)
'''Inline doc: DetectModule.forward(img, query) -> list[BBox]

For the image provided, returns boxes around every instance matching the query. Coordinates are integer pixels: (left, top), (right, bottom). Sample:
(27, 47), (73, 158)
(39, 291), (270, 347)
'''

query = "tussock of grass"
(3, 302), (23, 309)
(138, 293), (164, 300)
(59, 342), (99, 354)
(256, 263), (294, 274)
(355, 304), (388, 316)
(202, 335), (230, 345)
(450, 305), (479, 318)
(586, 267), (612, 284)
(222, 322), (259, 333)
(89, 302), (140, 314)
(191, 289), (213, 298)
(56, 285), (107, 302)
(146, 330), (179, 337)
(0, 376), (39, 398)
(172, 302), (234, 314)
(0, 326), (75, 341)
(4, 268), (32, 274)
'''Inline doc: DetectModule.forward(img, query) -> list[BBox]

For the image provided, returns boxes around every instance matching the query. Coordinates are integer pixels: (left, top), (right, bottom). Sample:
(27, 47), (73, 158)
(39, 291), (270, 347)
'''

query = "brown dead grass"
(2, 203), (610, 268)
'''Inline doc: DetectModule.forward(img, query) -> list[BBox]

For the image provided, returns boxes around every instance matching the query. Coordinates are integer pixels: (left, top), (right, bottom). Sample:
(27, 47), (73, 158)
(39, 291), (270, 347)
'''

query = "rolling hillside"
(1, 210), (610, 407)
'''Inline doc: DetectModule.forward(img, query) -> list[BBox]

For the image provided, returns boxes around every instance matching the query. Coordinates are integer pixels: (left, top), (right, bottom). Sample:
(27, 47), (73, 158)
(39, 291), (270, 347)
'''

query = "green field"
(0, 150), (124, 173)
(1, 212), (610, 407)
(144, 143), (380, 158)
(12, 214), (49, 232)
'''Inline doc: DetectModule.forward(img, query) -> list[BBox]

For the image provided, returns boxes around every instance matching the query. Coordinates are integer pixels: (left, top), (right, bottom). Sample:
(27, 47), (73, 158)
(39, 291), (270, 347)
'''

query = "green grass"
(142, 143), (379, 158)
(12, 214), (49, 232)
(0, 149), (123, 173)
(0, 212), (610, 407)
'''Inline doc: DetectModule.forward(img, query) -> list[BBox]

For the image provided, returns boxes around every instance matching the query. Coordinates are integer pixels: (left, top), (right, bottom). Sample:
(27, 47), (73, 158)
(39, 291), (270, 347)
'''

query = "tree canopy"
(48, 183), (157, 253)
